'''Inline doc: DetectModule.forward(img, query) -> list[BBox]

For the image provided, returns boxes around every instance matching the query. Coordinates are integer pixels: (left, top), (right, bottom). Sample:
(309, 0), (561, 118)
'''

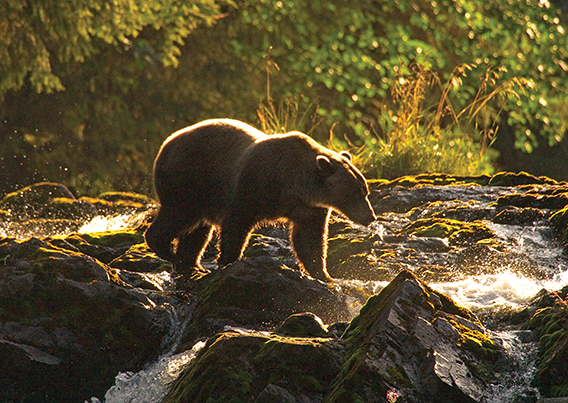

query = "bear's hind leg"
(290, 208), (333, 282)
(174, 224), (214, 273)
(218, 216), (256, 267)
(145, 206), (193, 262)
(145, 214), (177, 262)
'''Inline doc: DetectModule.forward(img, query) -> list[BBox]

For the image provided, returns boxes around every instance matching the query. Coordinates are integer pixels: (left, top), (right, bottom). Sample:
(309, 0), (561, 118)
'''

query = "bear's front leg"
(290, 208), (333, 282)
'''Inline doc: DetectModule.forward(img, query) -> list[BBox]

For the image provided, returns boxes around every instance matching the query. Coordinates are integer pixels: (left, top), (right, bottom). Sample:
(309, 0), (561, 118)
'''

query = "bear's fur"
(145, 119), (376, 281)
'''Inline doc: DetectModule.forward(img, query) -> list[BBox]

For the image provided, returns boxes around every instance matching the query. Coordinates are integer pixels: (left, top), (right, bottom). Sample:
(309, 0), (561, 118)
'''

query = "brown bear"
(145, 119), (376, 281)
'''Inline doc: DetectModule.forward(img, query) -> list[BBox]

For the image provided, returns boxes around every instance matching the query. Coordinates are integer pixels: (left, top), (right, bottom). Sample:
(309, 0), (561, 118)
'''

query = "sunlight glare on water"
(78, 213), (149, 234)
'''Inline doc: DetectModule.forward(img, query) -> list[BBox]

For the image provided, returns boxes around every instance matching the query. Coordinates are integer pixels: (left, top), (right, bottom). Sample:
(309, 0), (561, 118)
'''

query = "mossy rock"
(0, 182), (96, 223)
(493, 206), (547, 224)
(242, 233), (295, 263)
(76, 227), (145, 248)
(109, 243), (171, 273)
(551, 206), (568, 228)
(429, 202), (495, 222)
(450, 317), (499, 362)
(98, 191), (156, 205)
(552, 383), (568, 398)
(326, 233), (382, 280)
(0, 182), (75, 207)
(496, 193), (568, 210)
(326, 270), (491, 403)
(374, 173), (491, 190)
(0, 235), (170, 402)
(164, 331), (342, 403)
(488, 171), (557, 186)
(526, 299), (568, 397)
(403, 217), (494, 245)
(186, 258), (351, 343)
(274, 312), (329, 338)
(63, 233), (127, 264)
(0, 183), (99, 239)
(79, 196), (120, 215)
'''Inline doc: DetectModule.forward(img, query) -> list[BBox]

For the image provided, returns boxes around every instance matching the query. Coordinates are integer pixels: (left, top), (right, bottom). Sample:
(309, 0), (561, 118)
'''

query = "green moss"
(551, 207), (568, 227)
(166, 332), (341, 403)
(99, 191), (155, 205)
(254, 337), (338, 393)
(403, 218), (494, 245)
(386, 365), (412, 387)
(371, 174), (493, 191)
(552, 383), (568, 397)
(165, 333), (264, 403)
(448, 317), (499, 361)
(76, 228), (144, 248)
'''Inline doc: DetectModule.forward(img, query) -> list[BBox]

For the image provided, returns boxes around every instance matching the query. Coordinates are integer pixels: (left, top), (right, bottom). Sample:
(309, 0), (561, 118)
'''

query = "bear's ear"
(316, 155), (336, 176)
(340, 151), (352, 161)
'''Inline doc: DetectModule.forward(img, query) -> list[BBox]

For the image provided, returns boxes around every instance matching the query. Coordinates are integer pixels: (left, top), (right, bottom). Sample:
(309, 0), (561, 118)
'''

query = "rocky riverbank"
(1, 173), (568, 402)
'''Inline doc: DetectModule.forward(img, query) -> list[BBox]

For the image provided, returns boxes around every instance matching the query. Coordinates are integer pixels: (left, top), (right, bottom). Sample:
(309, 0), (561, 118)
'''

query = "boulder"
(327, 270), (500, 403)
(184, 257), (353, 344)
(525, 287), (568, 398)
(0, 235), (172, 402)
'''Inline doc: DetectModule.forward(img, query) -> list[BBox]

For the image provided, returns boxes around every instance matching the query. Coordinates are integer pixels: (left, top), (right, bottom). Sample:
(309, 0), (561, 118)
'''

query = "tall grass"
(257, 95), (322, 136)
(348, 63), (533, 179)
(257, 62), (533, 179)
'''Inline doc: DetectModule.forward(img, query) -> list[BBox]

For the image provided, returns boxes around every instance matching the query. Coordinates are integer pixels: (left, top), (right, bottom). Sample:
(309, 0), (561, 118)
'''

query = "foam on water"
(433, 269), (547, 311)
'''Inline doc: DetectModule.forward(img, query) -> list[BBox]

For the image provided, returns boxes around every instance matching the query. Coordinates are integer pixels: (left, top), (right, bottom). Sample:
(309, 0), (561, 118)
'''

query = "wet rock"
(0, 235), (173, 402)
(2, 174), (568, 402)
(488, 172), (557, 186)
(525, 288), (568, 398)
(81, 191), (157, 215)
(326, 227), (384, 280)
(184, 257), (352, 343)
(404, 217), (495, 246)
(63, 226), (147, 263)
(274, 312), (329, 338)
(109, 242), (171, 273)
(165, 330), (344, 403)
(0, 182), (98, 237)
(497, 193), (568, 210)
(493, 206), (548, 224)
(327, 270), (500, 403)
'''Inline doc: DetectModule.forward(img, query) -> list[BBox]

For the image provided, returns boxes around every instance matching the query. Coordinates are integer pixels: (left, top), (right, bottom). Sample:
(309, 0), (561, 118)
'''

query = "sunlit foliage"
(0, 0), (227, 98)
(231, 0), (568, 151)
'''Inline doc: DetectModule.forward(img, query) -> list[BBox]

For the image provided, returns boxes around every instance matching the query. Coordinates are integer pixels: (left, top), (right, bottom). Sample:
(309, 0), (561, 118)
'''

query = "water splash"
(0, 212), (150, 240)
(433, 269), (545, 312)
(87, 341), (206, 403)
(487, 331), (541, 403)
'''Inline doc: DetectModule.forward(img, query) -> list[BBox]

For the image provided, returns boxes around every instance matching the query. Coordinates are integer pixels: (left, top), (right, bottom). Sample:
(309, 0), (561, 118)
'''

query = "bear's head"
(315, 152), (376, 226)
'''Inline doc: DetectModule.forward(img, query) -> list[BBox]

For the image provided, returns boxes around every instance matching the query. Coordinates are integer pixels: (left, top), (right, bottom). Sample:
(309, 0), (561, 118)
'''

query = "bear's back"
(153, 119), (266, 220)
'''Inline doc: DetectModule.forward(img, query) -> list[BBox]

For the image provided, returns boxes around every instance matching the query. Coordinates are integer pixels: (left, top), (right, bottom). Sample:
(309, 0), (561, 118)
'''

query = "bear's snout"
(346, 198), (376, 226)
